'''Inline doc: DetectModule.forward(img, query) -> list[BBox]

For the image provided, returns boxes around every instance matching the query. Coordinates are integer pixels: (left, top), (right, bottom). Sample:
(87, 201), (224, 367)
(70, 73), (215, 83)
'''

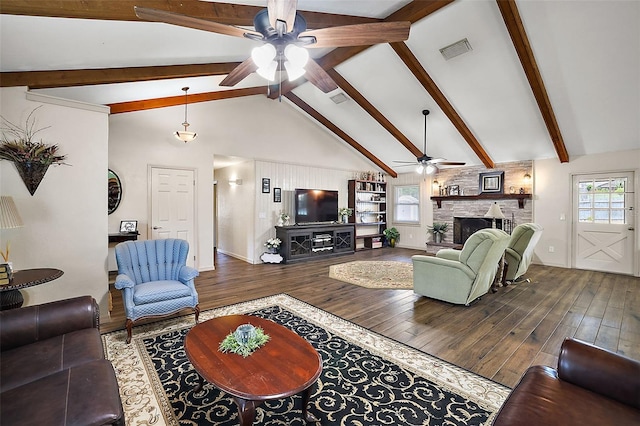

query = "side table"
(0, 268), (64, 310)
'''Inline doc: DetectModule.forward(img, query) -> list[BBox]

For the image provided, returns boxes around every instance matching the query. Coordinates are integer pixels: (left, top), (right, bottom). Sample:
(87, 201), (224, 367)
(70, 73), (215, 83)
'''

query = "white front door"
(150, 167), (196, 268)
(573, 172), (635, 275)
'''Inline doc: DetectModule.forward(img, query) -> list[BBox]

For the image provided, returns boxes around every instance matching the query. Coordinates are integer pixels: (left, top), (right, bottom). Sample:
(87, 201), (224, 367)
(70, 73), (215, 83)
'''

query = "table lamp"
(0, 196), (24, 270)
(484, 202), (505, 228)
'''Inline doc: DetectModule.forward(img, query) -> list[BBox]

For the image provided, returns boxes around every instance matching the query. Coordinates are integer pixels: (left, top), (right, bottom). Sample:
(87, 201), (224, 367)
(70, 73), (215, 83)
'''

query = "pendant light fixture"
(174, 87), (197, 143)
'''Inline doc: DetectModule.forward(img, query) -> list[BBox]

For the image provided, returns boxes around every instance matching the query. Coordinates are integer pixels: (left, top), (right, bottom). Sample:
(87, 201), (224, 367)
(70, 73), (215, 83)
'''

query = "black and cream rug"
(102, 294), (509, 425)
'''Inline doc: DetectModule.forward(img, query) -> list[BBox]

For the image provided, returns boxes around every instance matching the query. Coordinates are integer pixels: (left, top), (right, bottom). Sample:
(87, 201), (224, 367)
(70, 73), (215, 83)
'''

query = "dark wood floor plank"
(103, 249), (640, 388)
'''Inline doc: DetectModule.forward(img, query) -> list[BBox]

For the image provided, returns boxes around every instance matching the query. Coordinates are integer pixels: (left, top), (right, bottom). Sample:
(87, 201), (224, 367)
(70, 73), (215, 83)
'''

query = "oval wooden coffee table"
(184, 314), (322, 425)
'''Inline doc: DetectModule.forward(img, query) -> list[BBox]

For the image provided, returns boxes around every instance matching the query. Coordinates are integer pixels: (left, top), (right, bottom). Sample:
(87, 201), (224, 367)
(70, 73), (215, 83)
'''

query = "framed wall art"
(262, 178), (270, 193)
(273, 187), (282, 202)
(479, 171), (504, 194)
(448, 185), (460, 196)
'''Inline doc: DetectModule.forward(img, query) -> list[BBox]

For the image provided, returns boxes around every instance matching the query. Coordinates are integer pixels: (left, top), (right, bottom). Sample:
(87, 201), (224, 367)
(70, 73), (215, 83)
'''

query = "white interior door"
(150, 167), (196, 268)
(573, 172), (635, 274)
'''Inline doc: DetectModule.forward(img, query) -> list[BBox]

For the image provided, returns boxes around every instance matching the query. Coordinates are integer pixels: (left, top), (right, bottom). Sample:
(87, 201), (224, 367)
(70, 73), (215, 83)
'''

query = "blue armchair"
(115, 239), (199, 343)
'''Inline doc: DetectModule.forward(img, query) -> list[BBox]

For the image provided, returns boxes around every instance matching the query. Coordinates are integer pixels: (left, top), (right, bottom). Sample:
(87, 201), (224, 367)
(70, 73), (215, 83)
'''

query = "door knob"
(629, 227), (635, 231)
(152, 226), (163, 230)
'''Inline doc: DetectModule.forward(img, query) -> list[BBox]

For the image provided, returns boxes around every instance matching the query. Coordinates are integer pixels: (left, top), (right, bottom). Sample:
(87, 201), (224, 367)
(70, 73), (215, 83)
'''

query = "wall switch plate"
(560, 213), (566, 221)
(548, 246), (555, 253)
(259, 212), (266, 219)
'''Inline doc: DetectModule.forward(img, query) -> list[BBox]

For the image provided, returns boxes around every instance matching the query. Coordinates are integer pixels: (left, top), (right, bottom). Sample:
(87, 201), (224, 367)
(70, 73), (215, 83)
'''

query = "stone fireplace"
(427, 161), (534, 251)
(453, 217), (512, 244)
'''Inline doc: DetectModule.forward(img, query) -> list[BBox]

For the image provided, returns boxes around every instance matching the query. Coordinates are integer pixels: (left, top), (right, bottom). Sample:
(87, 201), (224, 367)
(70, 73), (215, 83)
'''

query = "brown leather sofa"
(0, 296), (124, 426)
(492, 338), (640, 426)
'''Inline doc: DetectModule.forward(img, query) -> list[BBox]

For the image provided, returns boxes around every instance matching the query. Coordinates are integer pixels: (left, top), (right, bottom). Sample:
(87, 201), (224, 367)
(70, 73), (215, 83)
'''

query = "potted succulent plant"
(427, 222), (449, 243)
(0, 107), (67, 195)
(383, 227), (400, 247)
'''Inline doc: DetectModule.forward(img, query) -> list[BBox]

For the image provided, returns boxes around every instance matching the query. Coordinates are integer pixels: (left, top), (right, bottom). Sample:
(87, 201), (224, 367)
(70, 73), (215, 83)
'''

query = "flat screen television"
(295, 188), (339, 224)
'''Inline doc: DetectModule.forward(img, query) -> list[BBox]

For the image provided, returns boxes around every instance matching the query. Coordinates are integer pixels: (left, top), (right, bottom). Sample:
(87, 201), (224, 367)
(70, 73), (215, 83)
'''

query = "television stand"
(275, 223), (355, 264)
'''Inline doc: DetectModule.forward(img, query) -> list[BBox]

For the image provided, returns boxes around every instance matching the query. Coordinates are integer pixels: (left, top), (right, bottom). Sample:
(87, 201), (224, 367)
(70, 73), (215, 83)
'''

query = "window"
(577, 177), (627, 224)
(394, 185), (420, 223)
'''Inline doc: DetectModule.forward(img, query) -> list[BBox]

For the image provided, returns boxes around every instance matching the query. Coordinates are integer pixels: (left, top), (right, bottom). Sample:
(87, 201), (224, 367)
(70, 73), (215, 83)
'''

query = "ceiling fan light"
(256, 61), (277, 81)
(251, 43), (277, 68)
(284, 44), (309, 68)
(284, 61), (306, 81)
(416, 164), (424, 174)
(426, 164), (436, 174)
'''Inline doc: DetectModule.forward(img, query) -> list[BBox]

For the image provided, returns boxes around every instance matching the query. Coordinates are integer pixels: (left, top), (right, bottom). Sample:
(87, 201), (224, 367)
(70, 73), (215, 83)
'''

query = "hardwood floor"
(103, 248), (640, 388)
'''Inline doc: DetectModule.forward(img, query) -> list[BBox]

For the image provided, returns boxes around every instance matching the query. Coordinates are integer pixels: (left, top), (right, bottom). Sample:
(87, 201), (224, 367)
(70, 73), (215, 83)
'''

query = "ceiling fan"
(134, 0), (411, 93)
(394, 109), (466, 174)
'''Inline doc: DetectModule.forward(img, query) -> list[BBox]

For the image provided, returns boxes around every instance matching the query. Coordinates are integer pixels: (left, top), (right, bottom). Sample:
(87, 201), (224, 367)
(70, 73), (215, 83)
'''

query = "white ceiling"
(1, 1), (638, 173)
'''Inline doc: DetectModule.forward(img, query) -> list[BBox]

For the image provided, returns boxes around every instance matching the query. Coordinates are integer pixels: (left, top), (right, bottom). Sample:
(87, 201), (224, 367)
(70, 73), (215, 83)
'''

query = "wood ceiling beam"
(0, 0), (377, 27)
(326, 69), (423, 158)
(108, 86), (266, 114)
(390, 41), (495, 169)
(284, 92), (397, 178)
(0, 63), (241, 89)
(269, 0), (455, 99)
(496, 0), (569, 163)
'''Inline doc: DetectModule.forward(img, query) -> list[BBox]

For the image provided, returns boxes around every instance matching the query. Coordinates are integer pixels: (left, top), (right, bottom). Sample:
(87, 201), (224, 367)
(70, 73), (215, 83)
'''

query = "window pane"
(594, 180), (609, 192)
(579, 193), (592, 208)
(395, 185), (419, 223)
(578, 181), (593, 192)
(594, 193), (609, 208)
(396, 205), (419, 222)
(611, 209), (625, 224)
(579, 210), (593, 222)
(593, 209), (610, 223)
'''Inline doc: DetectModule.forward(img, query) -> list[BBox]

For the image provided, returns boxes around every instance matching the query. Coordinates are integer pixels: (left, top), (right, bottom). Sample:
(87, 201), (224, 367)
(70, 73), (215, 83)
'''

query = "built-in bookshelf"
(348, 179), (387, 250)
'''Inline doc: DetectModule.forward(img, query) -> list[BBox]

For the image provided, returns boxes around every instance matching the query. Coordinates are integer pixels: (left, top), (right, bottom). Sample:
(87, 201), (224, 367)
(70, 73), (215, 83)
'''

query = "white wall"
(534, 148), (640, 275)
(109, 108), (216, 271)
(215, 160), (256, 262)
(0, 87), (111, 315)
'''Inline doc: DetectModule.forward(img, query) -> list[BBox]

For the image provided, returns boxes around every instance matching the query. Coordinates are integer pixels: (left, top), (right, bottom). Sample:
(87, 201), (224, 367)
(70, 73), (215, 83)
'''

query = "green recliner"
(412, 228), (510, 305)
(504, 223), (543, 283)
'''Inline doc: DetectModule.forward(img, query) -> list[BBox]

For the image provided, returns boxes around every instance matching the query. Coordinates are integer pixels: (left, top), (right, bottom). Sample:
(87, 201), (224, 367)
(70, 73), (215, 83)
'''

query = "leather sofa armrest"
(0, 295), (99, 352)
(558, 338), (640, 409)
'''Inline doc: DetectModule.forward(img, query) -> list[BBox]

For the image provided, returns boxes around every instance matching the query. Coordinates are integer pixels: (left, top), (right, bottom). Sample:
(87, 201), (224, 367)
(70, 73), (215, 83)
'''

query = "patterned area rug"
(102, 294), (509, 426)
(329, 260), (414, 289)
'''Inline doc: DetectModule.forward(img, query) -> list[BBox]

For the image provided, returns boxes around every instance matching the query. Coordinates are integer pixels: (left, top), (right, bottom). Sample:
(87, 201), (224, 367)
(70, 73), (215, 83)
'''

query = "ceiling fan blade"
(267, 0), (298, 33)
(219, 58), (258, 87)
(436, 161), (466, 166)
(300, 21), (410, 49)
(304, 59), (338, 93)
(134, 7), (261, 39)
(393, 161), (418, 164)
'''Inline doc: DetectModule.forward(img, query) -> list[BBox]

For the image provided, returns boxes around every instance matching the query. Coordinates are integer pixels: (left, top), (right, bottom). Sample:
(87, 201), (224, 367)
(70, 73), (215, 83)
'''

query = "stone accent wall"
(430, 161), (533, 244)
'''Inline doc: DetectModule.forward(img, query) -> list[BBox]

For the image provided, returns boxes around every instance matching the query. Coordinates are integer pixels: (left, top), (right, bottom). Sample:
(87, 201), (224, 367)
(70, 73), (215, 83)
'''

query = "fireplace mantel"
(431, 193), (531, 209)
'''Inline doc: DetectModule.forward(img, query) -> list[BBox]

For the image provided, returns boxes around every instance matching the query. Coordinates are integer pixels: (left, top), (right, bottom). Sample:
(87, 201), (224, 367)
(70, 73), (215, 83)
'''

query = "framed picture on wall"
(479, 171), (504, 194)
(262, 178), (270, 193)
(274, 187), (282, 202)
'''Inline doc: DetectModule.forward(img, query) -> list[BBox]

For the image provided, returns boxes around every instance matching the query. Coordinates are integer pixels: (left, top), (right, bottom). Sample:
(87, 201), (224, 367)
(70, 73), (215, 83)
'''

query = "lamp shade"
(0, 196), (24, 229)
(484, 202), (505, 219)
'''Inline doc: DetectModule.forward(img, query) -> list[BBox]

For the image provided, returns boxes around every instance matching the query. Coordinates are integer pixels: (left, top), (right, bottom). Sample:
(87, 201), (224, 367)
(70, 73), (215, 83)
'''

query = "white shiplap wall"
(253, 160), (359, 263)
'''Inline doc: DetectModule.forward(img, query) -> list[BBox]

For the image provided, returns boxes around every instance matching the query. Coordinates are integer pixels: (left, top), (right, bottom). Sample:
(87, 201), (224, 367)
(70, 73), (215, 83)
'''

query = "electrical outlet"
(548, 246), (555, 253)
(259, 212), (266, 219)
(409, 234), (413, 239)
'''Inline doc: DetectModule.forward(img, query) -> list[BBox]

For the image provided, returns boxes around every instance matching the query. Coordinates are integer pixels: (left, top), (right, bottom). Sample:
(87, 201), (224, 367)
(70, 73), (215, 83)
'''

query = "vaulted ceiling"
(1, 1), (638, 177)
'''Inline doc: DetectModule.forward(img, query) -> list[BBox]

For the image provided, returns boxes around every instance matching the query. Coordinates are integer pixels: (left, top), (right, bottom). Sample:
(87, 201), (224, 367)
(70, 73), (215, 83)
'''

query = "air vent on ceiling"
(439, 38), (472, 60)
(330, 92), (349, 104)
